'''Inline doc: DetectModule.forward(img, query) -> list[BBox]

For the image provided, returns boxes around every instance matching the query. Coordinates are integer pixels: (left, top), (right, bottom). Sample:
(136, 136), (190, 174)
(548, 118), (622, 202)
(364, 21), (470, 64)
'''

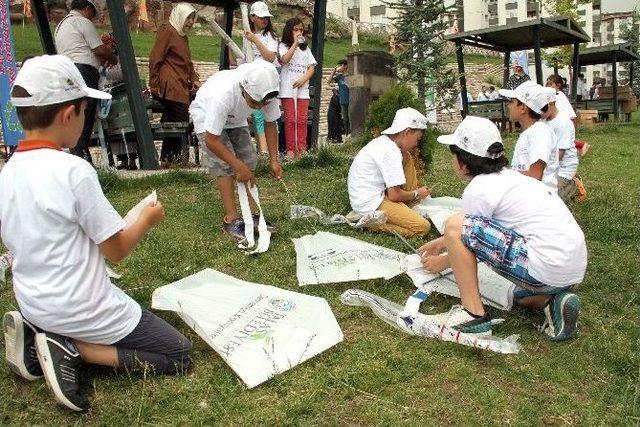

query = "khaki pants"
(369, 152), (431, 237)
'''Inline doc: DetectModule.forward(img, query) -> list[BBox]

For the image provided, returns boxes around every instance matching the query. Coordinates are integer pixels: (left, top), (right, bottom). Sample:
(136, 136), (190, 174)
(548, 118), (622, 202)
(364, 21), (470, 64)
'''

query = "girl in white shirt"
(278, 18), (317, 158)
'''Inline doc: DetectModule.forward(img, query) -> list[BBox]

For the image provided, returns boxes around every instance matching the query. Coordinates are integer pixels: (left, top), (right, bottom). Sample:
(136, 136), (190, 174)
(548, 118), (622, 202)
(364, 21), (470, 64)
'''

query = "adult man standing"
(55, 0), (118, 164)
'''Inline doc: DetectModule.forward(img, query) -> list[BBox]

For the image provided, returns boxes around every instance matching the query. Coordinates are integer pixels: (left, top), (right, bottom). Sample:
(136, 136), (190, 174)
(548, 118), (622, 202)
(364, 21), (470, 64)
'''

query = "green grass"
(1, 115), (638, 424)
(11, 23), (388, 65)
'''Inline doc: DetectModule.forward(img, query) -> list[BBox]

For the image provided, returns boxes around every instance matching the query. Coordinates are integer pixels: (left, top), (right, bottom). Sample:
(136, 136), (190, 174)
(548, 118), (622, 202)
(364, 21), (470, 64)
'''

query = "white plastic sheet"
(123, 190), (157, 227)
(151, 268), (343, 388)
(237, 182), (271, 254)
(340, 289), (521, 354)
(290, 205), (387, 228)
(412, 196), (462, 234)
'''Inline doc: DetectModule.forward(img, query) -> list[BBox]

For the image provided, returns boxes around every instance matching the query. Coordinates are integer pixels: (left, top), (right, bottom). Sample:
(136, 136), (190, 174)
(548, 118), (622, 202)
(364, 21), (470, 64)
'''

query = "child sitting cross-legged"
(419, 116), (587, 341)
(1, 55), (192, 412)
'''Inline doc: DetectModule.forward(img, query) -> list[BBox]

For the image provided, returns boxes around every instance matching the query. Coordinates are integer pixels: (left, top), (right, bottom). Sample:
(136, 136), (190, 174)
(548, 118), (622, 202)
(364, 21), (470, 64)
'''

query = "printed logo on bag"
(269, 298), (296, 312)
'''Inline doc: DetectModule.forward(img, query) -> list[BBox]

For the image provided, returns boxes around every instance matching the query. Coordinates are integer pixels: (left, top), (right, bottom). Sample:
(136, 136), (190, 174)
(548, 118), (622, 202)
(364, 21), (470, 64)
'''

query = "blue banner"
(0, 0), (24, 146)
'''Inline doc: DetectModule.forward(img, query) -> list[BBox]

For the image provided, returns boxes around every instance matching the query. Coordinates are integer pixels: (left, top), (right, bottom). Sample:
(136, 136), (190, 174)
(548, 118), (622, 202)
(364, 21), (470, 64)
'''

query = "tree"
(619, 11), (640, 97)
(541, 0), (591, 72)
(385, 0), (455, 105)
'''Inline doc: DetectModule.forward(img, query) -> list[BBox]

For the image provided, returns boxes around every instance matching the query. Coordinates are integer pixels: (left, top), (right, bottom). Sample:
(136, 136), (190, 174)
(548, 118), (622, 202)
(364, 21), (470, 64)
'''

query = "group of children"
(1, 49), (587, 413)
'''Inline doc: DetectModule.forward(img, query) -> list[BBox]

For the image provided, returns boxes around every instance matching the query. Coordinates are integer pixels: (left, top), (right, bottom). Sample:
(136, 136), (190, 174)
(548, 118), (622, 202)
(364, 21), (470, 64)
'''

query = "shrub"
(363, 84), (434, 171)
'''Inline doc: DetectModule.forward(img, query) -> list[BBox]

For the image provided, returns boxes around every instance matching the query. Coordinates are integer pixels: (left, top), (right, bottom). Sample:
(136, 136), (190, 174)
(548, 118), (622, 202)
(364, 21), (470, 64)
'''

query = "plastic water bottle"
(297, 35), (306, 45)
(0, 252), (13, 284)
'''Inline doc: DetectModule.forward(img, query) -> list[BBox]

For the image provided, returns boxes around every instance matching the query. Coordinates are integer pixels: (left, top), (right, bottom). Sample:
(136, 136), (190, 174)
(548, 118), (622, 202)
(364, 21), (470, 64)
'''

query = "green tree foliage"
(364, 84), (435, 170)
(385, 0), (455, 105)
(619, 11), (640, 97)
(541, 0), (591, 71)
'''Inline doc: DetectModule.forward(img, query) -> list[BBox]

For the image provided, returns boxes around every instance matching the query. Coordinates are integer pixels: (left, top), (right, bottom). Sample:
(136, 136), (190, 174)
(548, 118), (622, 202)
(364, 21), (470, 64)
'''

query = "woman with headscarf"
(149, 2), (200, 166)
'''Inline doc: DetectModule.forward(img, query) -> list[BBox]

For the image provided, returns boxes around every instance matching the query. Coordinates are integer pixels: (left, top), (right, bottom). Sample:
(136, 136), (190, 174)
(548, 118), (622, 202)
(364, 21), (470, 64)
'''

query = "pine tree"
(385, 0), (455, 104)
(619, 11), (640, 97)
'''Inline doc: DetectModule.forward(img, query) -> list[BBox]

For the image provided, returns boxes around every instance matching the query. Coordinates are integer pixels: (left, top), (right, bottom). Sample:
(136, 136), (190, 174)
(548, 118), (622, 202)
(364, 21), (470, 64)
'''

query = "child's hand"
(416, 186), (431, 200)
(141, 201), (164, 227)
(269, 160), (283, 180)
(418, 238), (444, 257)
(244, 31), (258, 43)
(236, 164), (256, 185)
(422, 254), (449, 273)
(292, 79), (305, 89)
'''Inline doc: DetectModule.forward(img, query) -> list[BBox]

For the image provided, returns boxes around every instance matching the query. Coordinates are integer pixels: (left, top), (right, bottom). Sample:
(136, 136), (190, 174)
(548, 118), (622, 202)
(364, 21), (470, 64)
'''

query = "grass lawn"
(11, 23), (499, 66)
(1, 114), (638, 424)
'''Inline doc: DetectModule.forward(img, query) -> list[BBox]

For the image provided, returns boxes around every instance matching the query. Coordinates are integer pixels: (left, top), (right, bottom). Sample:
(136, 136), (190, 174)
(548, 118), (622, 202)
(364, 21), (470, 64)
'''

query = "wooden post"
(32, 0), (55, 54)
(571, 42), (579, 102)
(455, 40), (468, 117)
(612, 50), (619, 121)
(309, 0), (327, 149)
(503, 49), (510, 87)
(219, 2), (234, 70)
(105, 0), (159, 169)
(533, 24), (543, 84)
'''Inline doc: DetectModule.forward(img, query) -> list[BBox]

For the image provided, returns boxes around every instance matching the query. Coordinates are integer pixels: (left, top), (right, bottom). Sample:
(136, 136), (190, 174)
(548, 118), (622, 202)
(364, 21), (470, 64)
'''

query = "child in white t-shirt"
(419, 116), (586, 341)
(1, 55), (191, 412)
(347, 108), (432, 237)
(540, 96), (581, 201)
(278, 17), (317, 158)
(499, 82), (560, 191)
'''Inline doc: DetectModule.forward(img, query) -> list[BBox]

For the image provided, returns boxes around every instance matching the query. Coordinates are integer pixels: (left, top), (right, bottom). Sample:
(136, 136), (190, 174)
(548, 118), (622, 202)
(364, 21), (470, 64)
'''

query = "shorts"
(557, 176), (578, 201)
(461, 215), (575, 299)
(197, 127), (256, 176)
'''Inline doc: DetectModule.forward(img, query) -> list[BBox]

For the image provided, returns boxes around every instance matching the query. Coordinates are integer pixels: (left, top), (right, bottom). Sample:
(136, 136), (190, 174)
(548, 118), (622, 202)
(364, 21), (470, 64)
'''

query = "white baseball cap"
(437, 115), (504, 159)
(250, 1), (272, 17)
(381, 108), (428, 135)
(11, 55), (111, 107)
(240, 59), (279, 103)
(498, 81), (552, 114)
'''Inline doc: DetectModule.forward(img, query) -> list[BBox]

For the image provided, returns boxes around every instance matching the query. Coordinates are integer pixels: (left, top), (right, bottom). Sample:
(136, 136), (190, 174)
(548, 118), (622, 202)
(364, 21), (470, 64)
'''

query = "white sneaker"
(424, 305), (493, 336)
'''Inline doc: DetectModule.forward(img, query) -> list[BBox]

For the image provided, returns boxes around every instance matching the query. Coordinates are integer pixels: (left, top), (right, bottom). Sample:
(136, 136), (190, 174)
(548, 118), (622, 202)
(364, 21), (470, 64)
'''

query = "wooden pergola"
(445, 16), (590, 117)
(29, 0), (328, 170)
(577, 43), (639, 120)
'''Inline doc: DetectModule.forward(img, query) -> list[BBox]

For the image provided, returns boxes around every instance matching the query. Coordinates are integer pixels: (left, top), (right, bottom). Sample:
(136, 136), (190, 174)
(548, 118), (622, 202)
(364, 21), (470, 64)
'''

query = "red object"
(15, 140), (62, 152)
(575, 139), (585, 150)
(281, 98), (309, 157)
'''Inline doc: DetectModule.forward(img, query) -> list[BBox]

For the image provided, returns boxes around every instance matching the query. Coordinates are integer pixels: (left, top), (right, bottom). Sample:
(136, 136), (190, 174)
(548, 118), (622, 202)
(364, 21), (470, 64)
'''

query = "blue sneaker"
(222, 218), (247, 244)
(251, 213), (277, 234)
(542, 292), (580, 341)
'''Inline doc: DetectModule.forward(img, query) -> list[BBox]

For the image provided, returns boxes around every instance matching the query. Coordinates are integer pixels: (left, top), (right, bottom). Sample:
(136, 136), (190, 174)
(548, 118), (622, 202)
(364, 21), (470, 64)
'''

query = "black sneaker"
(251, 213), (277, 234)
(222, 218), (247, 244)
(3, 311), (43, 380)
(35, 332), (89, 412)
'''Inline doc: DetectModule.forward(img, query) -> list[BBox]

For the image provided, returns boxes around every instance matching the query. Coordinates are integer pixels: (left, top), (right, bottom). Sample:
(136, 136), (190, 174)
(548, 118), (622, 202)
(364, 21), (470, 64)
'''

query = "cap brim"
(498, 88), (518, 98)
(85, 87), (112, 100)
(381, 125), (402, 135)
(436, 134), (457, 145)
(253, 11), (272, 17)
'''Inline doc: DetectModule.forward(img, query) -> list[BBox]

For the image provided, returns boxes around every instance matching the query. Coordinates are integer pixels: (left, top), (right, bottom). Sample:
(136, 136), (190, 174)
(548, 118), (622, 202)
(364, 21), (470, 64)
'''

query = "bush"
(363, 84), (434, 172)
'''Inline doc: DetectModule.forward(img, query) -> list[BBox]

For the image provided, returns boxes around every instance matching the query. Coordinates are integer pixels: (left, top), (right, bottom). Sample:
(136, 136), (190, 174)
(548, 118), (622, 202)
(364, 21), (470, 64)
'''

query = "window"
(506, 17), (518, 24)
(593, 71), (600, 79)
(527, 10), (537, 18)
(347, 8), (360, 20)
(370, 5), (385, 16)
(578, 9), (586, 16)
(505, 2), (518, 10)
(489, 17), (499, 26)
(580, 66), (587, 73)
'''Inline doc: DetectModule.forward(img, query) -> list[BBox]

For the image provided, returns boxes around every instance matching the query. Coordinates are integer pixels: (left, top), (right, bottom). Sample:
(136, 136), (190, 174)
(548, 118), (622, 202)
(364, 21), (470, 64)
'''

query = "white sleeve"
(307, 50), (317, 66)
(555, 121), (575, 150)
(261, 98), (281, 122)
(527, 127), (554, 166)
(462, 180), (496, 218)
(80, 18), (103, 50)
(204, 99), (231, 136)
(72, 166), (126, 244)
(375, 148), (405, 188)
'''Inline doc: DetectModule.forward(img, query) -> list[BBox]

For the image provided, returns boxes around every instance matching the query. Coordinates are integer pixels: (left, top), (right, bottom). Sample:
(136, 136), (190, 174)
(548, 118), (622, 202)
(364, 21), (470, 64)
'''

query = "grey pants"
(115, 309), (192, 375)
(557, 176), (577, 202)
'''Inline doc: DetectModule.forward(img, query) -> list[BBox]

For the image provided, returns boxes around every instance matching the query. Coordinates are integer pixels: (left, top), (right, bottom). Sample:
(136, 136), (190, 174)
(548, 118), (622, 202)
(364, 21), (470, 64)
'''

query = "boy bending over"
(347, 108), (431, 237)
(420, 116), (587, 341)
(1, 56), (191, 412)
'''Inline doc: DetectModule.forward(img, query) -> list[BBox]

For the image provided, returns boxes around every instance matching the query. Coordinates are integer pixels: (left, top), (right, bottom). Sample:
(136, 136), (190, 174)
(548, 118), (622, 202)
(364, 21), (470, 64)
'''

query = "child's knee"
(443, 213), (464, 240)
(169, 339), (193, 373)
(408, 218), (431, 236)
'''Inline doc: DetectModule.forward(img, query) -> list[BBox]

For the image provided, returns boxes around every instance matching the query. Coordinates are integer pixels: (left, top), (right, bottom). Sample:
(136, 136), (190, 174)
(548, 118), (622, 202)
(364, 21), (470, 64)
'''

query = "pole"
(455, 40), (468, 117)
(503, 50), (510, 87)
(571, 43), (579, 102)
(612, 50), (619, 121)
(32, 0), (55, 54)
(219, 2), (234, 70)
(309, 0), (327, 149)
(105, 0), (158, 169)
(533, 24), (543, 84)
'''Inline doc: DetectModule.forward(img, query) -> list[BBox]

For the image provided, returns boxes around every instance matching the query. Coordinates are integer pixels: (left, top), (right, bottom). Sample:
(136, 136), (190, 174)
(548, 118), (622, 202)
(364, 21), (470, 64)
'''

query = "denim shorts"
(461, 215), (574, 299)
(197, 127), (257, 176)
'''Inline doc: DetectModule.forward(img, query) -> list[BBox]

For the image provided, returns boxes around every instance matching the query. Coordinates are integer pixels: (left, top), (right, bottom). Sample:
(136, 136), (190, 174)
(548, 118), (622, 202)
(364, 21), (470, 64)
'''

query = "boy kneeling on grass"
(347, 108), (432, 237)
(419, 116), (587, 341)
(1, 55), (191, 412)
(189, 59), (282, 244)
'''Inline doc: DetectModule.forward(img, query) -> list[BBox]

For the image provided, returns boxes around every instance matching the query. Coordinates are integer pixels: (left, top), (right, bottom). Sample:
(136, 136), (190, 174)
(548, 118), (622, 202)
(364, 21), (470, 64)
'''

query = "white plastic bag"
(123, 190), (157, 227)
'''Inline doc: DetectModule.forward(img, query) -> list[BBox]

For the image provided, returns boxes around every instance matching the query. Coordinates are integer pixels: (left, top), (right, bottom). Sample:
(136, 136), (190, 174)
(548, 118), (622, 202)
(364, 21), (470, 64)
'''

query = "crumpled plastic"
(340, 289), (521, 354)
(412, 196), (462, 234)
(290, 205), (387, 229)
(237, 182), (270, 255)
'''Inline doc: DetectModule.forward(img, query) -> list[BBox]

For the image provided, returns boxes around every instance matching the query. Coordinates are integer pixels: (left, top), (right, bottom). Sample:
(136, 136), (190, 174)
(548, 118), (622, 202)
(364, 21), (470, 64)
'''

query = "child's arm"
(99, 202), (164, 264)
(245, 32), (277, 63)
(387, 185), (430, 203)
(293, 65), (316, 89)
(520, 160), (545, 181)
(418, 237), (450, 273)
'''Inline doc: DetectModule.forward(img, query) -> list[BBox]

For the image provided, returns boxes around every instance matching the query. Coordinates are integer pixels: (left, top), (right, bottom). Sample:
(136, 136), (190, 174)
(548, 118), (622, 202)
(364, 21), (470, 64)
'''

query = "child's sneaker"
(251, 213), (277, 234)
(35, 332), (89, 412)
(222, 218), (247, 244)
(541, 292), (580, 341)
(426, 305), (492, 336)
(3, 311), (43, 381)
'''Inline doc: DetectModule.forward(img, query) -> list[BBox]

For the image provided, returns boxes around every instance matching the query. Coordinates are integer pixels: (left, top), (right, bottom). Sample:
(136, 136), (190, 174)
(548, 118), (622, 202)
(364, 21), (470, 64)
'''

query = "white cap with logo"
(240, 59), (280, 103)
(11, 55), (111, 107)
(437, 115), (504, 159)
(381, 108), (428, 135)
(250, 1), (272, 17)
(498, 81), (555, 114)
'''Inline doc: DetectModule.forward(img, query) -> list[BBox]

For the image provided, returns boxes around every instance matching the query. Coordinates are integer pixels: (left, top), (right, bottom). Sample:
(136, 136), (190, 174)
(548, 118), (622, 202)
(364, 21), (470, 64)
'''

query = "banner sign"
(0, 0), (24, 146)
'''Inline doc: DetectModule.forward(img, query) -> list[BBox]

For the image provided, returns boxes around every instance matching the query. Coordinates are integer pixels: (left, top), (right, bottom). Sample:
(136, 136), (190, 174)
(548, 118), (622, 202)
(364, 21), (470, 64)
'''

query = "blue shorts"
(461, 215), (574, 299)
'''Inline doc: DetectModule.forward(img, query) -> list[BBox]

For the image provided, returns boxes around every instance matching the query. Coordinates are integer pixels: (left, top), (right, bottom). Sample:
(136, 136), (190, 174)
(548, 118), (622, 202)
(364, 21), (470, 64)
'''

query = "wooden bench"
(467, 99), (510, 132)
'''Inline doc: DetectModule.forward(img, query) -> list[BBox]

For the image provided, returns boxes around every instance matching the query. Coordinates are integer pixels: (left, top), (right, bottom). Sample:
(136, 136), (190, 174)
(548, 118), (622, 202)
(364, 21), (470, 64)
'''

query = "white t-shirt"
(277, 44), (317, 99)
(190, 63), (281, 135)
(457, 92), (473, 110)
(348, 135), (405, 214)
(476, 92), (488, 101)
(511, 121), (559, 191)
(54, 10), (103, 69)
(545, 111), (578, 180)
(462, 168), (587, 286)
(240, 31), (279, 65)
(0, 148), (141, 344)
(554, 90), (577, 119)
(488, 91), (500, 100)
